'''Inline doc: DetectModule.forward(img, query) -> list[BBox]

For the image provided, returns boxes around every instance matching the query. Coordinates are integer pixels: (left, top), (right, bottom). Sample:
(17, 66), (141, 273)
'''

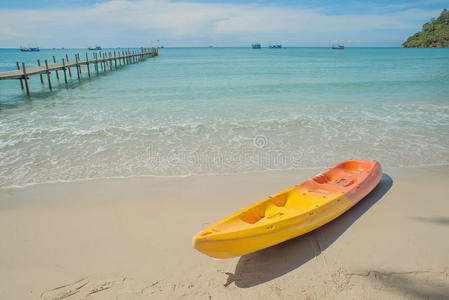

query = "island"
(402, 9), (449, 48)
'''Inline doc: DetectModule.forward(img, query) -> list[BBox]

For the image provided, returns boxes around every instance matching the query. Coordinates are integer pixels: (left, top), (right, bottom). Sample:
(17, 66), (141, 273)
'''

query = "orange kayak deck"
(193, 160), (382, 258)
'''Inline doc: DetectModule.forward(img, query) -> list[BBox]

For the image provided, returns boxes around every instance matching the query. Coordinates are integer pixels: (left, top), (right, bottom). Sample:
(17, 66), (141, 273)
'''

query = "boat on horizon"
(269, 44), (282, 48)
(88, 46), (102, 51)
(332, 44), (344, 49)
(20, 47), (40, 52)
(251, 43), (261, 49)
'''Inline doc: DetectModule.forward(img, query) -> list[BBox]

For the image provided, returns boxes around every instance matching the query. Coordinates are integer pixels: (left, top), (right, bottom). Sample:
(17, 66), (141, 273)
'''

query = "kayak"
(192, 160), (382, 258)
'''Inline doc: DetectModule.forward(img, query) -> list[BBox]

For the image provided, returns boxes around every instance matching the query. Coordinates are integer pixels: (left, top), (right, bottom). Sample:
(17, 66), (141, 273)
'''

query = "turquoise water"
(0, 47), (448, 187)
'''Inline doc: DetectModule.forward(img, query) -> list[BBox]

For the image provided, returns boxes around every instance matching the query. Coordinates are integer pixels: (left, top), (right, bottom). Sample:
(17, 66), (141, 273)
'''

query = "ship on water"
(269, 44), (282, 48)
(332, 44), (344, 49)
(88, 46), (102, 50)
(20, 47), (40, 52)
(251, 43), (261, 49)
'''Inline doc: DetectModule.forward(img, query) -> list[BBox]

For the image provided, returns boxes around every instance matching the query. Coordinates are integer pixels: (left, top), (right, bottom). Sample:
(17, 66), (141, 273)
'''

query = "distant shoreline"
(5, 46), (449, 49)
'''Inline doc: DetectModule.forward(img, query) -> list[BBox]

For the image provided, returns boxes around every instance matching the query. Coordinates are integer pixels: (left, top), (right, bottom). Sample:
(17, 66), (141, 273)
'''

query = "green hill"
(402, 9), (449, 48)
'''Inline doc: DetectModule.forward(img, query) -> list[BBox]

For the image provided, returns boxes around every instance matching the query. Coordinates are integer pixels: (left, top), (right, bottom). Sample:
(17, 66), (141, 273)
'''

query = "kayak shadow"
(225, 173), (393, 288)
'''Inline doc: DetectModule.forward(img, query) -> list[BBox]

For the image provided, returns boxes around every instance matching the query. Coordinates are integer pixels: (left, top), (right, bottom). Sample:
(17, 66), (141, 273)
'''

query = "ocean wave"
(0, 101), (448, 188)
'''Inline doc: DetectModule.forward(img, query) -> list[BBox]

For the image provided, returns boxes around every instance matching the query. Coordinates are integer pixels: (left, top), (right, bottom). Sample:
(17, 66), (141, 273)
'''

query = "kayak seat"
(265, 203), (297, 219)
(239, 195), (299, 224)
(306, 166), (364, 193)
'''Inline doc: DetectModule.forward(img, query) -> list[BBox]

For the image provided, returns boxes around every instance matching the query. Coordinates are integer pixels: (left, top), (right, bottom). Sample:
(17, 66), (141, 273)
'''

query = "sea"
(0, 47), (448, 188)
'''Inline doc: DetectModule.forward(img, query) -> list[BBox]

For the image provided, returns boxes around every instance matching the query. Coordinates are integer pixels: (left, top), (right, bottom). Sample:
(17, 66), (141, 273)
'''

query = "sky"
(0, 0), (448, 47)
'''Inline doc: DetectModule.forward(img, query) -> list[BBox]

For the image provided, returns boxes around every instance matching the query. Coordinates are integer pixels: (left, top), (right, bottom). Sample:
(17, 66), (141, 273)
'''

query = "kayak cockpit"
(302, 160), (377, 193)
(201, 186), (341, 235)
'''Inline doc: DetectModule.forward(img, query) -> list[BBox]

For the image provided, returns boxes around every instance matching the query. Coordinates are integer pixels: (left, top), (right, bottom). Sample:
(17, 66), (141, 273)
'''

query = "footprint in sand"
(41, 277), (120, 300)
(40, 277), (89, 300)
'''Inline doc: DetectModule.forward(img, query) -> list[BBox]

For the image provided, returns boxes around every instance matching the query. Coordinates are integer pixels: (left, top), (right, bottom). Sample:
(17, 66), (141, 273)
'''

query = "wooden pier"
(0, 47), (158, 95)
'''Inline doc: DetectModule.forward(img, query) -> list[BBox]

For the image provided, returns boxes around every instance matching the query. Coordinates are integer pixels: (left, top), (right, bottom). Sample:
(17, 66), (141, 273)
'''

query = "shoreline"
(2, 162), (449, 191)
(1, 165), (448, 299)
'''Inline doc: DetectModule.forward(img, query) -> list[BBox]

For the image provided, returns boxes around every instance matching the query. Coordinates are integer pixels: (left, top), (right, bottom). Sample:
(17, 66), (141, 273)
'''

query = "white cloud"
(0, 0), (441, 47)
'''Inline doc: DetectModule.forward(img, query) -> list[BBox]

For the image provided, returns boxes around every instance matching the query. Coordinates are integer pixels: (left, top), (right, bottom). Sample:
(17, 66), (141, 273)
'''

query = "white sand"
(0, 166), (448, 299)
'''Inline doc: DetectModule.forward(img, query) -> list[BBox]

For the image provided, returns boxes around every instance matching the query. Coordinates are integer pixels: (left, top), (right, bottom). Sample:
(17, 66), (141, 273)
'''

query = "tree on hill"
(402, 9), (449, 48)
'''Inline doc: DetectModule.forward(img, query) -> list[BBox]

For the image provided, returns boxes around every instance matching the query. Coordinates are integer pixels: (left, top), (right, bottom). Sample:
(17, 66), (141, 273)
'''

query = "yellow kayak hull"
(193, 160), (382, 258)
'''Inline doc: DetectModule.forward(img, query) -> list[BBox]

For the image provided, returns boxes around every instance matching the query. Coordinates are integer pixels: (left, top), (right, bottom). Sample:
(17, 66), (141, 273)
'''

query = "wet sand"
(0, 166), (448, 299)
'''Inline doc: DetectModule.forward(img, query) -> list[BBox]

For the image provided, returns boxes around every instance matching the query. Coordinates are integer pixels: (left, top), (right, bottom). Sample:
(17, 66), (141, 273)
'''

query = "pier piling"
(100, 53), (104, 72)
(86, 53), (91, 78)
(95, 53), (99, 74)
(37, 59), (44, 84)
(75, 55), (80, 80)
(77, 54), (82, 75)
(65, 54), (72, 78)
(16, 62), (24, 90)
(52, 56), (60, 80)
(44, 60), (52, 90)
(21, 62), (30, 95)
(62, 58), (68, 84)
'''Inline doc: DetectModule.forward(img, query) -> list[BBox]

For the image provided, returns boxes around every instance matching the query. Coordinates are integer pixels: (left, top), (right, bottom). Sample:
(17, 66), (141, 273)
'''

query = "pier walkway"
(0, 47), (158, 95)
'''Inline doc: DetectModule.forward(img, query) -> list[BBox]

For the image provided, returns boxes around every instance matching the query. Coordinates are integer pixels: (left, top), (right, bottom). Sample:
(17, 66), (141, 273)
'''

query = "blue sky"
(0, 0), (447, 47)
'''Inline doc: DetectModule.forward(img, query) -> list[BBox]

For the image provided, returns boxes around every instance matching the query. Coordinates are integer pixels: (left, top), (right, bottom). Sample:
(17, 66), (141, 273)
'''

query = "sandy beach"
(0, 165), (448, 299)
